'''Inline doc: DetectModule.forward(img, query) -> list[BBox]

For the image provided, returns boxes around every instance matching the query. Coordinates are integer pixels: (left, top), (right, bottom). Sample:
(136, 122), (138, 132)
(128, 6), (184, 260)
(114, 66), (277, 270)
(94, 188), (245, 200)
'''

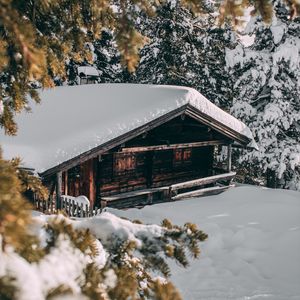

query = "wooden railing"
(169, 172), (236, 200)
(34, 195), (56, 214)
(34, 195), (102, 218)
(61, 196), (102, 218)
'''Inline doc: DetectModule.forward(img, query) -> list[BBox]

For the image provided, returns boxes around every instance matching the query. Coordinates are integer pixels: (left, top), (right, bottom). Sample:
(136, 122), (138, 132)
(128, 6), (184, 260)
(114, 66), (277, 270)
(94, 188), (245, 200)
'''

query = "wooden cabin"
(77, 66), (99, 85)
(0, 84), (257, 209)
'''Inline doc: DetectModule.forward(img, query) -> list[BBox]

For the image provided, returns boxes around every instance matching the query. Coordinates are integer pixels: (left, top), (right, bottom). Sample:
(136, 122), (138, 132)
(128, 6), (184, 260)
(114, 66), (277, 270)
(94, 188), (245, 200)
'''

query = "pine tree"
(135, 0), (199, 86)
(93, 29), (123, 83)
(192, 8), (237, 109)
(227, 0), (300, 189)
(135, 0), (237, 109)
(64, 29), (124, 85)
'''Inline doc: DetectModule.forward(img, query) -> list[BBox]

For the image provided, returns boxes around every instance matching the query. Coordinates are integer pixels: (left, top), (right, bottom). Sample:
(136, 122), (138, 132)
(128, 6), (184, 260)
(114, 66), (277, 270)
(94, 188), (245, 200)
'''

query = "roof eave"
(185, 104), (252, 146)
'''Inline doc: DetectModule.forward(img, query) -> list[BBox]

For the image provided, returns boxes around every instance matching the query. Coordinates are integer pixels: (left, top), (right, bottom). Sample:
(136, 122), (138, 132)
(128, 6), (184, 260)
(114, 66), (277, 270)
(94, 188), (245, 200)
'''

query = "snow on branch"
(0, 212), (207, 300)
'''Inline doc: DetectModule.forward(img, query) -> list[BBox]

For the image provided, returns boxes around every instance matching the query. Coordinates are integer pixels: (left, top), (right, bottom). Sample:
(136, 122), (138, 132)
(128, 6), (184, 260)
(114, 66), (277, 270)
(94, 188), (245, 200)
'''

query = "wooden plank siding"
(99, 152), (148, 196)
(151, 147), (211, 188)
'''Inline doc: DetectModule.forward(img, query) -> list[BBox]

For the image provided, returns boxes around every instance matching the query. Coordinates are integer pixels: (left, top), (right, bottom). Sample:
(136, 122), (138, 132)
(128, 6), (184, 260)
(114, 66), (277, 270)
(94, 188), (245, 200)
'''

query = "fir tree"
(135, 0), (237, 109)
(192, 8), (237, 109)
(135, 0), (199, 86)
(64, 29), (123, 85)
(93, 29), (123, 83)
(227, 0), (300, 189)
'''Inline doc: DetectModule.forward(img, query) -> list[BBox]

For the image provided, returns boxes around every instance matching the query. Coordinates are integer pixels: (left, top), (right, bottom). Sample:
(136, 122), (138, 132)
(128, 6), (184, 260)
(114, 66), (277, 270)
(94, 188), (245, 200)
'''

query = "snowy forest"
(0, 0), (300, 300)
(1, 1), (300, 190)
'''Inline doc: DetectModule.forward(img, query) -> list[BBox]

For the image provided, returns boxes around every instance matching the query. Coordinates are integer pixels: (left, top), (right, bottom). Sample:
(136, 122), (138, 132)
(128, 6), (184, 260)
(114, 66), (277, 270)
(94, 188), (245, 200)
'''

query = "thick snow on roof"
(0, 84), (256, 172)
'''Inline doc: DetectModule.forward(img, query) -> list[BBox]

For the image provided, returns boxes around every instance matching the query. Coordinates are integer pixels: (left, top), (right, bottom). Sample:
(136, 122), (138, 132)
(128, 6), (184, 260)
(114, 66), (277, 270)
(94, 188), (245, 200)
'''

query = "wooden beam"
(172, 184), (235, 201)
(227, 144), (232, 172)
(95, 157), (102, 208)
(63, 171), (68, 195)
(56, 171), (62, 209)
(146, 151), (153, 188)
(88, 159), (95, 208)
(185, 105), (251, 145)
(121, 140), (228, 153)
(170, 172), (236, 191)
(101, 186), (169, 202)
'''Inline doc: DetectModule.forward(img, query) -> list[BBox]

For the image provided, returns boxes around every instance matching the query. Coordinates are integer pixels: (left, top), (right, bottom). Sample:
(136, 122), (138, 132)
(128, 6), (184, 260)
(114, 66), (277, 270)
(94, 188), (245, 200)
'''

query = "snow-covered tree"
(135, 0), (237, 109)
(135, 0), (199, 86)
(193, 13), (237, 108)
(227, 0), (300, 189)
(93, 30), (123, 83)
(65, 30), (123, 85)
(1, 0), (297, 135)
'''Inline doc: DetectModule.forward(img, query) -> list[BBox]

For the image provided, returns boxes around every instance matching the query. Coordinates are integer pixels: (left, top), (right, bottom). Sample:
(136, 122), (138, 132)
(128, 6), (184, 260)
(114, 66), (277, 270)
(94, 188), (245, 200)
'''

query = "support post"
(227, 144), (232, 172)
(63, 171), (68, 195)
(56, 171), (62, 210)
(95, 156), (102, 208)
(146, 151), (153, 188)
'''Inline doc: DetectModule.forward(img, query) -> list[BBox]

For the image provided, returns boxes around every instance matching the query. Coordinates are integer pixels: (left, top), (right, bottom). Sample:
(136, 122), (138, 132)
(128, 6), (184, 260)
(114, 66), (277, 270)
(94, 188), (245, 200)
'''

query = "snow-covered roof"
(77, 66), (99, 77)
(0, 84), (256, 173)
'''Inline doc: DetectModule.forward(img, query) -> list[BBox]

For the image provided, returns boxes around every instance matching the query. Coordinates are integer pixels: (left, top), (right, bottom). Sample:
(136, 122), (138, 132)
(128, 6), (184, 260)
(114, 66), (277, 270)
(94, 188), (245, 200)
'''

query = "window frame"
(114, 153), (136, 175)
(173, 148), (192, 167)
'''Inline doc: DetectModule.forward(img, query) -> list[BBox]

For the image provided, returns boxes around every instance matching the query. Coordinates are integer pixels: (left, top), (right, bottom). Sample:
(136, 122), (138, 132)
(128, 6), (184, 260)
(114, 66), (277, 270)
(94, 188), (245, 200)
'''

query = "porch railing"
(34, 195), (102, 218)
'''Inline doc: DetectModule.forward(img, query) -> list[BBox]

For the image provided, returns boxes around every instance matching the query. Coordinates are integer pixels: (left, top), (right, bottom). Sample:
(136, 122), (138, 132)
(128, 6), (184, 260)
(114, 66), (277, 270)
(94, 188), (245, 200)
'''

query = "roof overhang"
(185, 105), (252, 146)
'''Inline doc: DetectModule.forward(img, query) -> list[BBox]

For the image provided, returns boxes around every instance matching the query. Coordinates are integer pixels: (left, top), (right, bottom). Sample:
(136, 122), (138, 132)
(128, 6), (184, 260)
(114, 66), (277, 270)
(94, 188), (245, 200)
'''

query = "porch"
(100, 171), (236, 209)
(35, 171), (235, 217)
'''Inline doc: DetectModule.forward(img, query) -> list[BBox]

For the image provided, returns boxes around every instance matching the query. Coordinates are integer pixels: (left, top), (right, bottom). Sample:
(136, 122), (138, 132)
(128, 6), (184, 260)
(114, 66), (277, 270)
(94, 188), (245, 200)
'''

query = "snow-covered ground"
(109, 186), (300, 300)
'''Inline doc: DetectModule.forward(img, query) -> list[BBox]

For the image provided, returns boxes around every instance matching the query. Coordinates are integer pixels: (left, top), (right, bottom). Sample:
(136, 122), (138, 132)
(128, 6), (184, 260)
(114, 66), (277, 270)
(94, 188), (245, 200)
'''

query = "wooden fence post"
(71, 200), (75, 217)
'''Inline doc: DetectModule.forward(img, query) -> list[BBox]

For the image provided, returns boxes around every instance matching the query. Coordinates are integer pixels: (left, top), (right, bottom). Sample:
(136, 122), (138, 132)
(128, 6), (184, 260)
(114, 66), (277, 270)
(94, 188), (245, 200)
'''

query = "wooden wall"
(151, 147), (213, 188)
(64, 159), (97, 207)
(99, 152), (148, 197)
(97, 146), (214, 197)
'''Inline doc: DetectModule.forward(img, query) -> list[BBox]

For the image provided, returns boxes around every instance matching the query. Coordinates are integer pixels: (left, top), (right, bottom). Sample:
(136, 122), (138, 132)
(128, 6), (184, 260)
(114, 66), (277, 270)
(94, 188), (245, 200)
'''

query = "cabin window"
(114, 153), (136, 175)
(173, 149), (192, 166)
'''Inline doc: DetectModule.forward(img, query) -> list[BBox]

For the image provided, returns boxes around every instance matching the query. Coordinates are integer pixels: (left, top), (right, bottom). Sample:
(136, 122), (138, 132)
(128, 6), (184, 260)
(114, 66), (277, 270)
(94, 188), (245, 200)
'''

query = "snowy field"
(109, 186), (300, 300)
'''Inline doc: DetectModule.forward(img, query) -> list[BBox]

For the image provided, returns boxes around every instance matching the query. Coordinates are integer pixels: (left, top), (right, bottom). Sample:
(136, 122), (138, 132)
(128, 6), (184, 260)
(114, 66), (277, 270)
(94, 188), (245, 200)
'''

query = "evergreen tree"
(64, 29), (123, 85)
(227, 0), (300, 189)
(192, 10), (237, 108)
(93, 29), (123, 83)
(135, 0), (237, 109)
(135, 0), (199, 86)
